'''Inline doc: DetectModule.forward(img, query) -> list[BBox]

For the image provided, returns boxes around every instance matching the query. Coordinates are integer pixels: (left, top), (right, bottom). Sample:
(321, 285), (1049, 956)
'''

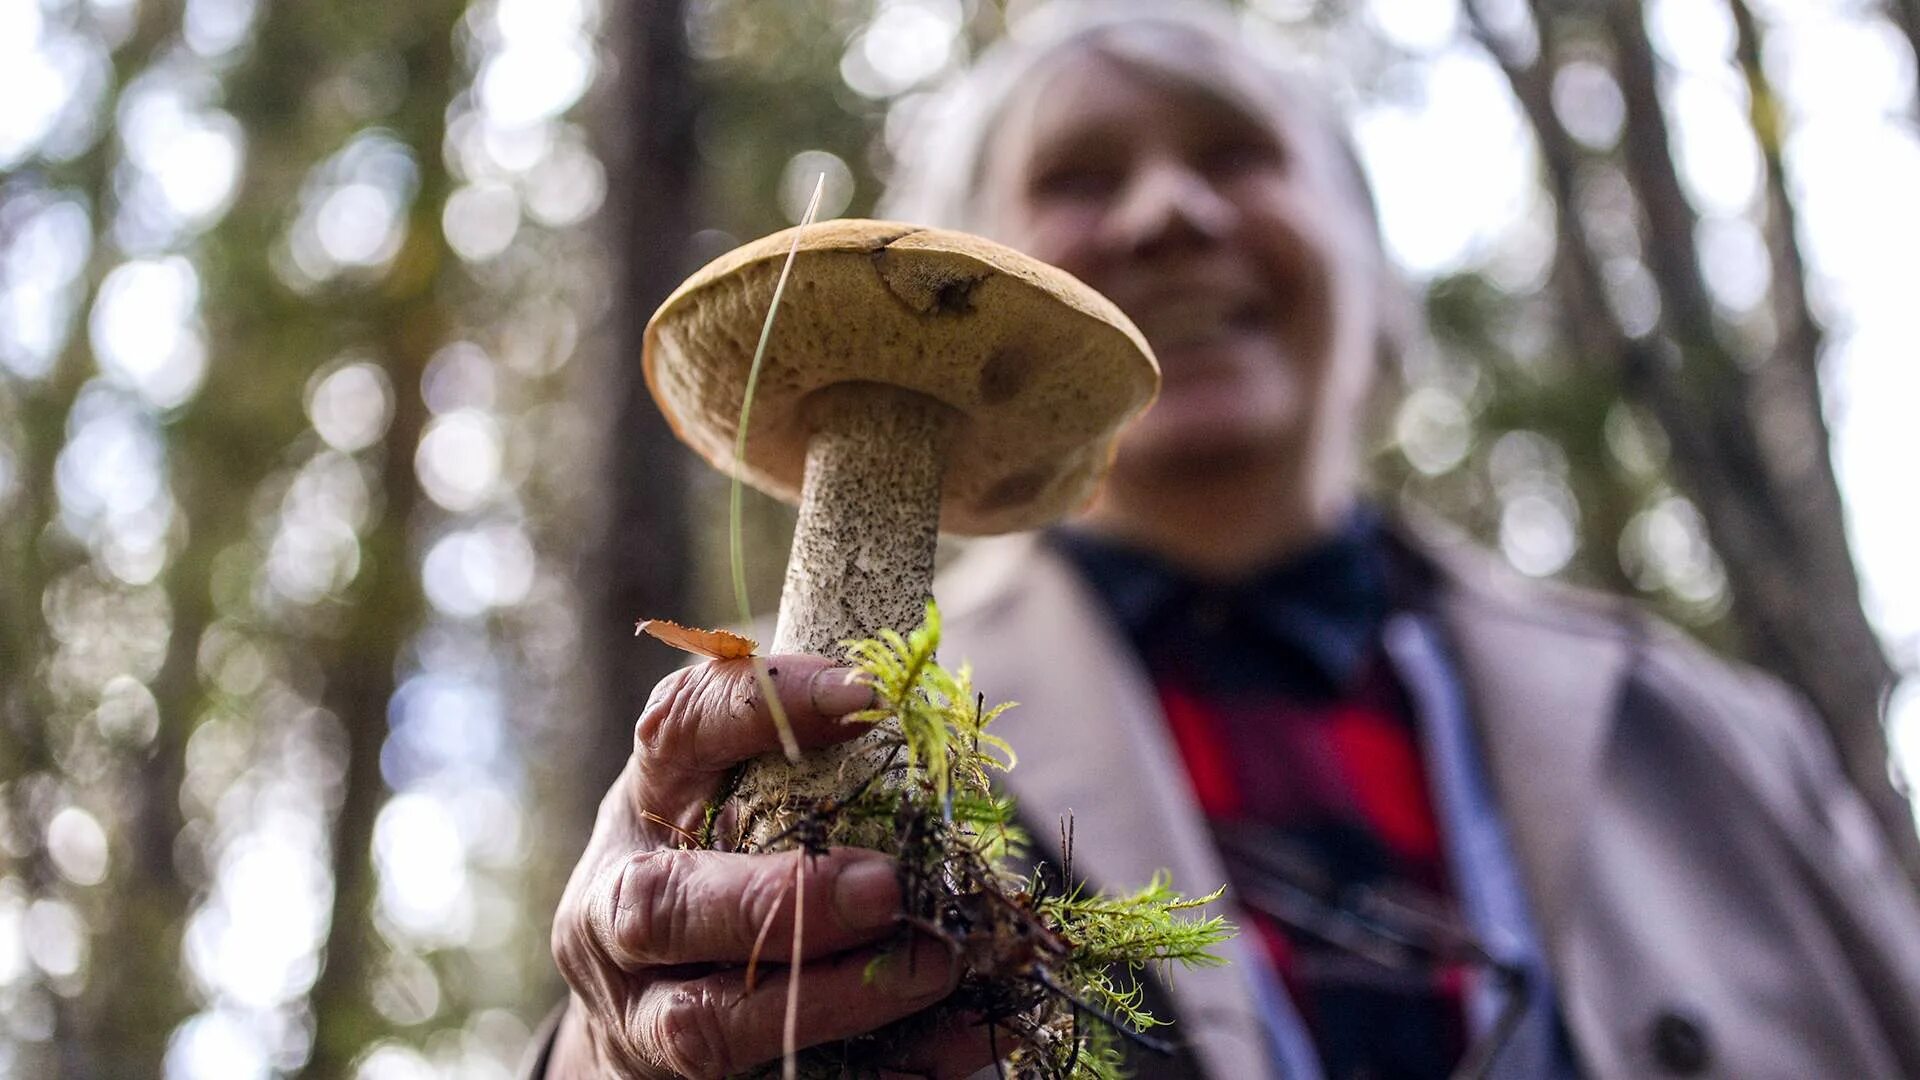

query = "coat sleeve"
(517, 1001), (565, 1079)
(1761, 679), (1920, 1069)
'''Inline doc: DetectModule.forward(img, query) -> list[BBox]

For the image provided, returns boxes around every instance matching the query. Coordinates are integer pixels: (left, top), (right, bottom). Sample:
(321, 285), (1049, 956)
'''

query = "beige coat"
(935, 526), (1920, 1080)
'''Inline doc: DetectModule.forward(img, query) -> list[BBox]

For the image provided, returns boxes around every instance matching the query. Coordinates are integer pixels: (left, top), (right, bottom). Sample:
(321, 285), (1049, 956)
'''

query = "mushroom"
(644, 220), (1158, 848)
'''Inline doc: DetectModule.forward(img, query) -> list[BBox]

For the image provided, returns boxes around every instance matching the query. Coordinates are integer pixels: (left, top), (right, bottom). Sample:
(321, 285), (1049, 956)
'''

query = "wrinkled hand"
(546, 655), (984, 1078)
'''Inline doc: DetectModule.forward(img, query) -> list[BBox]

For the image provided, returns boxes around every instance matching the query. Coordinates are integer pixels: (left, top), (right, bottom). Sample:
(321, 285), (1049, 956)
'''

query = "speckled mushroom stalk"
(730, 385), (958, 849)
(771, 383), (957, 655)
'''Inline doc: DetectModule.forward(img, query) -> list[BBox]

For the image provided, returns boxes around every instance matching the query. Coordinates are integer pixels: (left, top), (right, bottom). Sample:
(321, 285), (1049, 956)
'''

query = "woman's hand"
(545, 655), (972, 1078)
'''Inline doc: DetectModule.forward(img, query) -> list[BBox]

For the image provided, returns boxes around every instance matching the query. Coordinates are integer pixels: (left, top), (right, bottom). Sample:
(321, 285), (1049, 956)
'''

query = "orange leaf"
(635, 618), (758, 660)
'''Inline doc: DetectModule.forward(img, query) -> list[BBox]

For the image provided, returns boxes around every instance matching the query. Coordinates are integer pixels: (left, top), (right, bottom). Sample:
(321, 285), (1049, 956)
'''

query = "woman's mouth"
(1133, 296), (1267, 350)
(1131, 296), (1274, 385)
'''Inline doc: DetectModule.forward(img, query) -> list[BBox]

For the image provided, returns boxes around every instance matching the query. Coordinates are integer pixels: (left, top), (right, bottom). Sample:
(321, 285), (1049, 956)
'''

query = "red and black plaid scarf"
(1053, 516), (1470, 1079)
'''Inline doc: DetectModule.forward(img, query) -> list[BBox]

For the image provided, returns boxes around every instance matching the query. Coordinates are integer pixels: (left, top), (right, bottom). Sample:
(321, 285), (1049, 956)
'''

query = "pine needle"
(737, 177), (829, 1080)
(746, 878), (787, 993)
(784, 848), (806, 1080)
(731, 173), (827, 763)
(638, 809), (701, 848)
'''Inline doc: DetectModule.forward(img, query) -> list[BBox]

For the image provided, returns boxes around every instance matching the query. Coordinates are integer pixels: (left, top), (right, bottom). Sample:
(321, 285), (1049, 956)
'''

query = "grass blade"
(732, 174), (826, 762)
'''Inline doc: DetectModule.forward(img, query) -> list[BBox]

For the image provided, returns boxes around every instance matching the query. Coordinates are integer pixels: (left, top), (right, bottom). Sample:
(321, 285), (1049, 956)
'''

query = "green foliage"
(742, 601), (1231, 1077)
(1064, 1022), (1132, 1080)
(844, 600), (1016, 811)
(1039, 875), (1232, 1041)
(1045, 875), (1231, 983)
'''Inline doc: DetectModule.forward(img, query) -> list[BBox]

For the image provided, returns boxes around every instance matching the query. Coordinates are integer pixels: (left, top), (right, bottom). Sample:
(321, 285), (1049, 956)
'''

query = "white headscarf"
(876, 0), (1379, 239)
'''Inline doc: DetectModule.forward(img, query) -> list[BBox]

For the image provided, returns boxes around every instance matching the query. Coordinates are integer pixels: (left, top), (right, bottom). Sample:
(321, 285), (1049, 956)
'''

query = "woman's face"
(977, 50), (1385, 491)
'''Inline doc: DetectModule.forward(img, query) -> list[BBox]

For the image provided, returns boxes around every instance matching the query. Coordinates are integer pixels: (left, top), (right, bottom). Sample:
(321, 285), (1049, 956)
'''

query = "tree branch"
(1608, 0), (1917, 879)
(1888, 0), (1920, 112)
(1479, 0), (1920, 883)
(1727, 0), (1822, 372)
(1465, 0), (1635, 368)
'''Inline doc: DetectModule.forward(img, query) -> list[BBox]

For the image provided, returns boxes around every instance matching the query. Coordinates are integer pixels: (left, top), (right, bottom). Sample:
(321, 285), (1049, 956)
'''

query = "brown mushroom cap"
(643, 220), (1160, 536)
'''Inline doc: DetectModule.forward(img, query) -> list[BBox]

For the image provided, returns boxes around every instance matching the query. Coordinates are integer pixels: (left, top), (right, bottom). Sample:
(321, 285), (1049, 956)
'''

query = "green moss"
(731, 601), (1233, 1078)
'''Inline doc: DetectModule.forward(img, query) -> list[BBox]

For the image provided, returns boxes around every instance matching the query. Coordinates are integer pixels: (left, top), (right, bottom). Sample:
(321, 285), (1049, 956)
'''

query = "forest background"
(3, 0), (1919, 1076)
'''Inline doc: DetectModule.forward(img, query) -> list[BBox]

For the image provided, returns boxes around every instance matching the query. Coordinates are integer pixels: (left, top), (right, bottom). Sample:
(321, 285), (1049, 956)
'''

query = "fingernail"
(811, 668), (875, 716)
(833, 859), (900, 931)
(870, 938), (957, 1001)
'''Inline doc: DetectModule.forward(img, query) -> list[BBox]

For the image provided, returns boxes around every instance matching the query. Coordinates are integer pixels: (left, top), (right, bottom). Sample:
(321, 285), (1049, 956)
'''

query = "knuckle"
(633, 668), (696, 761)
(551, 879), (607, 987)
(596, 1010), (666, 1080)
(644, 986), (735, 1079)
(615, 851), (685, 965)
(733, 861), (790, 953)
(722, 669), (760, 728)
(551, 902), (590, 983)
(552, 903), (629, 1028)
(597, 1001), (665, 1080)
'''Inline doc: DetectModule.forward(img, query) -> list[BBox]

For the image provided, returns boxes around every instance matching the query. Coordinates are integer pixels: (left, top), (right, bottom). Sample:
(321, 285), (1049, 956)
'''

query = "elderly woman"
(536, 6), (1920, 1078)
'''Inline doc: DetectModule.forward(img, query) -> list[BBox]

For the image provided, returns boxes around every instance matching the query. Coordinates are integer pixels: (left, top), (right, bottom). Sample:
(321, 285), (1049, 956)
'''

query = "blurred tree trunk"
(1468, 0), (1920, 884)
(1892, 0), (1920, 107)
(573, 0), (698, 840)
(278, 2), (462, 1073)
(303, 290), (441, 1078)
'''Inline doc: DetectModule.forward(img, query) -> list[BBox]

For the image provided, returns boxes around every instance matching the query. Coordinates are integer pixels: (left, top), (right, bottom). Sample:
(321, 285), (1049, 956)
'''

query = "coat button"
(1649, 1009), (1711, 1075)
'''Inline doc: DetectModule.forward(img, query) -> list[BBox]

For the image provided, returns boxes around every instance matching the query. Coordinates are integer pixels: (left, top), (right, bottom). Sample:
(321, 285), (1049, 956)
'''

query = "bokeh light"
(280, 132), (420, 289)
(840, 0), (964, 99)
(309, 362), (397, 454)
(779, 149), (855, 223)
(1, 191), (93, 380)
(89, 257), (209, 409)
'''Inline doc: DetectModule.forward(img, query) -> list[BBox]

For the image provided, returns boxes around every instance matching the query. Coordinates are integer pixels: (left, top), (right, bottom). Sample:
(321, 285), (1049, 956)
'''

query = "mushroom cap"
(643, 220), (1160, 536)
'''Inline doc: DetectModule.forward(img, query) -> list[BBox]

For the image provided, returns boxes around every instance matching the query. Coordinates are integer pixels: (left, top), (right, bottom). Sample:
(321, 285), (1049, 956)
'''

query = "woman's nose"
(1103, 158), (1237, 258)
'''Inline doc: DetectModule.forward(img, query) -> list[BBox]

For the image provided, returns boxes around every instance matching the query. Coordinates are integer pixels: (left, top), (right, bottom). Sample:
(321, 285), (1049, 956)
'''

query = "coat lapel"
(934, 525), (1639, 1076)
(1413, 525), (1636, 942)
(937, 534), (1285, 1080)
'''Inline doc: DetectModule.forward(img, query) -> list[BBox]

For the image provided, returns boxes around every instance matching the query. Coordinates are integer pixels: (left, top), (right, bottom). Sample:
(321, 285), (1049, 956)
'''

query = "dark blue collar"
(1048, 508), (1393, 698)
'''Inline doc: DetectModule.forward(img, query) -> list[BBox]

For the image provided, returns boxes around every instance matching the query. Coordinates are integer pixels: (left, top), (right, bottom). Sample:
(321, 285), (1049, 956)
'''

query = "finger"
(879, 1010), (1005, 1079)
(620, 933), (960, 1079)
(589, 847), (905, 969)
(630, 655), (877, 806)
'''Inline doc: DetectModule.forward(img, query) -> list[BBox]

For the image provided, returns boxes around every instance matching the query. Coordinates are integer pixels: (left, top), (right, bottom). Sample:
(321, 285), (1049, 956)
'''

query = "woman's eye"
(1031, 164), (1122, 200)
(1198, 139), (1283, 180)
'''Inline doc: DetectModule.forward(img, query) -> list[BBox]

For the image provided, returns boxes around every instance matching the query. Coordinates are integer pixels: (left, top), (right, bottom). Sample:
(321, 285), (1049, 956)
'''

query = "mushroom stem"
(737, 381), (956, 849)
(772, 382), (957, 654)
